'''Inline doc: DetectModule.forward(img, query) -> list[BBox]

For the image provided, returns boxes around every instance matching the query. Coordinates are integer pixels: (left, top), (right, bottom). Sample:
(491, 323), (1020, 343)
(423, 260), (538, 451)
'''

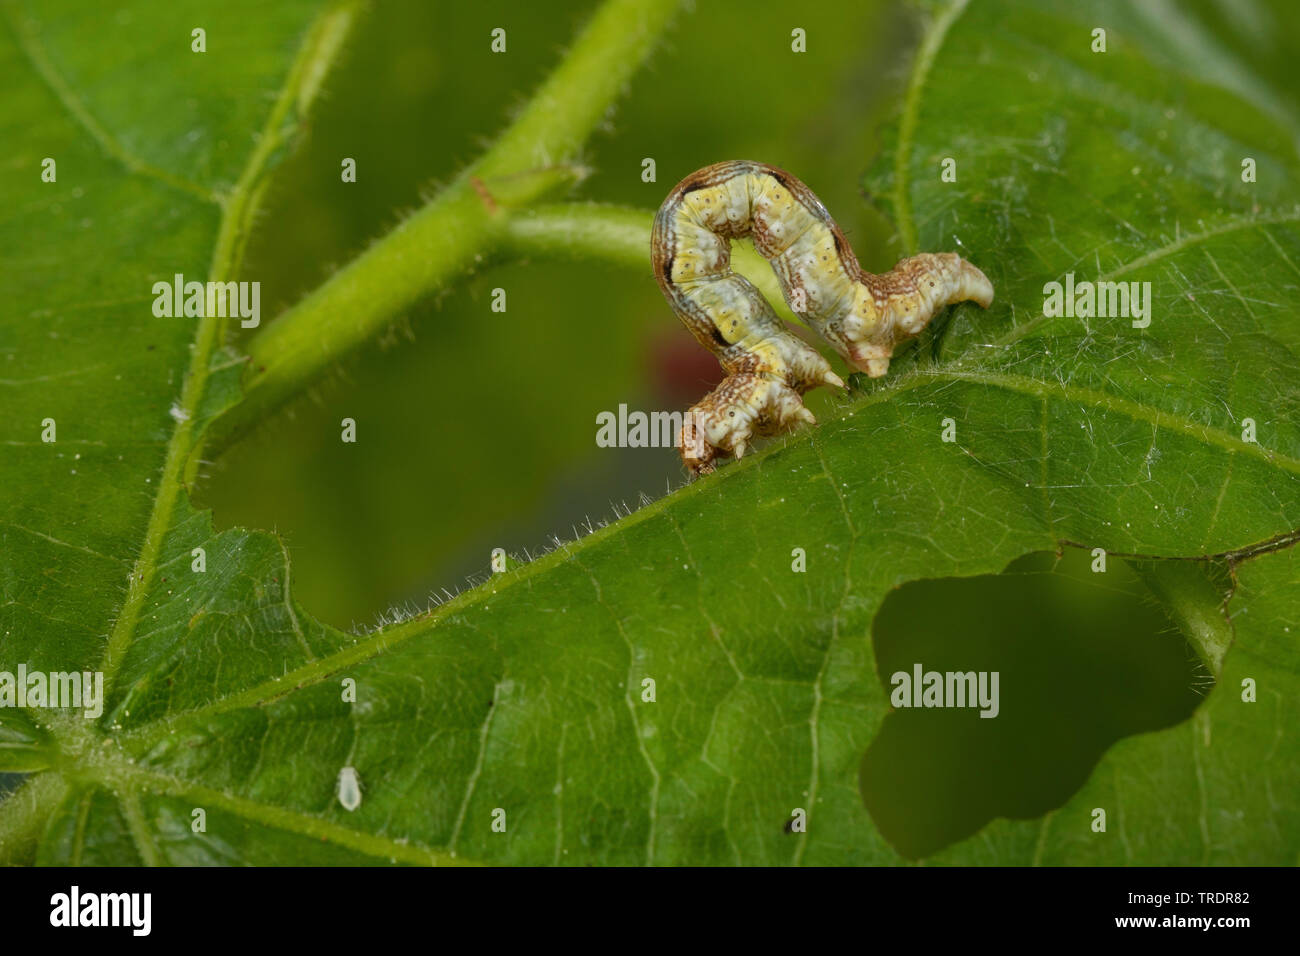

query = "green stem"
(207, 0), (682, 457)
(499, 202), (652, 269)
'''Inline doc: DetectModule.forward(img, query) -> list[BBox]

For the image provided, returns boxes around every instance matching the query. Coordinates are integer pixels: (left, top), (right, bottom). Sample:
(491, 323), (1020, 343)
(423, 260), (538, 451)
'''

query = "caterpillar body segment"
(651, 160), (994, 475)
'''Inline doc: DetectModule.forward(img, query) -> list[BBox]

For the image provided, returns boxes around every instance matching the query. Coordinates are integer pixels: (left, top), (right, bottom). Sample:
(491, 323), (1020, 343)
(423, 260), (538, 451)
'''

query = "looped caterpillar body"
(651, 160), (994, 475)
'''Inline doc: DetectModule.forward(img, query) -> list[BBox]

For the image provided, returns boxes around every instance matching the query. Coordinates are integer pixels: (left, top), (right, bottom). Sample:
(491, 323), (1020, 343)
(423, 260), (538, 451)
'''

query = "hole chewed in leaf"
(861, 549), (1207, 860)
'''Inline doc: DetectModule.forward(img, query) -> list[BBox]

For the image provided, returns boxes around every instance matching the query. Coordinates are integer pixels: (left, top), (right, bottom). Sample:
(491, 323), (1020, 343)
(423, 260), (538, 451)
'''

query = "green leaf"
(0, 0), (369, 859)
(3, 0), (1298, 865)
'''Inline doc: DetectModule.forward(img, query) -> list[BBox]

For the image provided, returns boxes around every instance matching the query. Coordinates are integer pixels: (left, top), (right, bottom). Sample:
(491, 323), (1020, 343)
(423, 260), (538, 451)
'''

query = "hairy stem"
(207, 0), (682, 457)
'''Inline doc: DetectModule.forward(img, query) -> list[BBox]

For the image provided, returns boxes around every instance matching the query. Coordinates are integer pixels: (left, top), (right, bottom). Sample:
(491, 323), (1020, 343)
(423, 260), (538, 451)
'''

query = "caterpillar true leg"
(651, 160), (994, 476)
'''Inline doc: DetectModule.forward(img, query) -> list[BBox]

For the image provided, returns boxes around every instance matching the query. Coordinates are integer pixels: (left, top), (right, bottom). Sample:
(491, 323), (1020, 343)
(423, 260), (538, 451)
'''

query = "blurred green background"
(194, 0), (1210, 856)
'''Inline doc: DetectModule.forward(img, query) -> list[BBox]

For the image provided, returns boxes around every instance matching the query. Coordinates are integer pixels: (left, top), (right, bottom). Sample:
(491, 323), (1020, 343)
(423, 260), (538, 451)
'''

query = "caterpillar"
(651, 160), (994, 475)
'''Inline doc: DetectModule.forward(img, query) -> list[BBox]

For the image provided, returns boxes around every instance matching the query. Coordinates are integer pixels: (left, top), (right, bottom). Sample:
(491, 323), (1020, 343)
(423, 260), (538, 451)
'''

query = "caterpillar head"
(678, 374), (817, 476)
(677, 416), (719, 475)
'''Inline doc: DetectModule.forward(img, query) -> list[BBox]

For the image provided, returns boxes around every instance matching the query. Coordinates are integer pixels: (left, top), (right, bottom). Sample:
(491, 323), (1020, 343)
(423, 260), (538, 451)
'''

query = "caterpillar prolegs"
(651, 160), (994, 475)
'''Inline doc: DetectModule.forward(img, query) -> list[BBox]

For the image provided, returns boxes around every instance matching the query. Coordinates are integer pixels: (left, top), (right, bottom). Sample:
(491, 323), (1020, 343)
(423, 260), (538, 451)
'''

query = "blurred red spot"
(646, 328), (723, 408)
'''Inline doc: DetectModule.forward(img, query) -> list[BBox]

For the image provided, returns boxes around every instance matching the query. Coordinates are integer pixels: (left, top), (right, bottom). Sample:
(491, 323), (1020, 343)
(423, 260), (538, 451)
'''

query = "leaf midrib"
(73, 748), (472, 866)
(91, 2), (360, 698)
(2, 2), (362, 859)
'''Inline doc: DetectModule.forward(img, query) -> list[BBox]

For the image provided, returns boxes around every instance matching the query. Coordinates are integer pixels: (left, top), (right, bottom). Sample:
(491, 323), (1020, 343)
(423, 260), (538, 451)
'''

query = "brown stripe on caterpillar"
(657, 249), (674, 286)
(651, 161), (994, 476)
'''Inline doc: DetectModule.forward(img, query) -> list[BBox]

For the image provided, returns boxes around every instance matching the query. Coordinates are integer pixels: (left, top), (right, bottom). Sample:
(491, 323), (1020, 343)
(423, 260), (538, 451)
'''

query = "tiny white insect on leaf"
(337, 766), (362, 812)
